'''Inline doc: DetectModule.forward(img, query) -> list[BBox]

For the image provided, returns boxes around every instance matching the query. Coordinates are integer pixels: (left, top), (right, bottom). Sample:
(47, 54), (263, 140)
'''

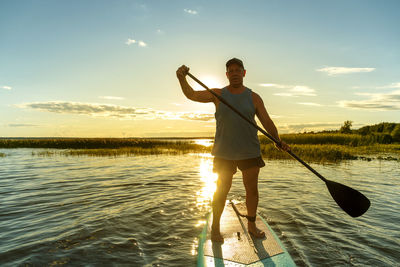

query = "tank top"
(211, 86), (261, 160)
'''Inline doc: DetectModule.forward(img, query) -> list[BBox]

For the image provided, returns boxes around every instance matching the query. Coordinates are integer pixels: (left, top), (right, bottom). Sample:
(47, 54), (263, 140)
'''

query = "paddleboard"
(197, 202), (296, 266)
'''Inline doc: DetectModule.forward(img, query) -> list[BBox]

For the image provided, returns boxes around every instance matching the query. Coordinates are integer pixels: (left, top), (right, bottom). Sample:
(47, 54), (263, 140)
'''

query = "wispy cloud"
(138, 41), (147, 47)
(316, 67), (375, 76)
(278, 122), (345, 133)
(1, 85), (12, 90)
(7, 123), (38, 127)
(17, 101), (215, 121)
(125, 38), (147, 47)
(378, 82), (400, 89)
(259, 83), (290, 89)
(99, 96), (125, 100)
(274, 86), (316, 97)
(259, 83), (316, 97)
(297, 102), (322, 106)
(179, 113), (214, 121)
(125, 39), (136, 45)
(184, 8), (198, 15)
(338, 90), (400, 111)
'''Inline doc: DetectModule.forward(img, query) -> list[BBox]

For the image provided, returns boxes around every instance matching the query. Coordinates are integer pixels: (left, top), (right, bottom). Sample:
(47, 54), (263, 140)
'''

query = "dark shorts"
(212, 156), (265, 174)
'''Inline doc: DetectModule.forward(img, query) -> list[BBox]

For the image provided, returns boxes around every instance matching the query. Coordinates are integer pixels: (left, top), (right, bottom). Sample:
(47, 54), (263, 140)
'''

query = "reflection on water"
(192, 154), (217, 257)
(196, 154), (218, 209)
(0, 149), (399, 266)
(194, 139), (214, 147)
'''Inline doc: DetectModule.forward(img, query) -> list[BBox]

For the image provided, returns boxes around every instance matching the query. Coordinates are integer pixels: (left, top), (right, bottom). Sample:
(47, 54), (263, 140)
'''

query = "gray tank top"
(211, 86), (261, 160)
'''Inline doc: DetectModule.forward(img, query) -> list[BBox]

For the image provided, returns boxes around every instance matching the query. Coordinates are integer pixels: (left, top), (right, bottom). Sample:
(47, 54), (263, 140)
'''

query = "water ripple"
(0, 150), (399, 266)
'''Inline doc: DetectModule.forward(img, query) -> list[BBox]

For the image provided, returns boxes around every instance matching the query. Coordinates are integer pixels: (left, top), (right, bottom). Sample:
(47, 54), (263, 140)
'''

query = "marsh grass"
(0, 152), (6, 157)
(33, 146), (209, 157)
(2, 137), (400, 162)
(260, 144), (358, 163)
(265, 133), (394, 146)
(24, 139), (210, 157)
(0, 138), (202, 149)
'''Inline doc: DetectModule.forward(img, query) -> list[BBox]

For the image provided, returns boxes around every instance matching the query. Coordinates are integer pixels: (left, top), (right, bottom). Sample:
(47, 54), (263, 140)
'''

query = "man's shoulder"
(250, 90), (262, 100)
(250, 91), (264, 108)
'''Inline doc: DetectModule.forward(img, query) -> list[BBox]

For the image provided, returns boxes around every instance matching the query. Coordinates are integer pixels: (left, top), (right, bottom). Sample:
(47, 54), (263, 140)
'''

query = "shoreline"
(1, 137), (399, 163)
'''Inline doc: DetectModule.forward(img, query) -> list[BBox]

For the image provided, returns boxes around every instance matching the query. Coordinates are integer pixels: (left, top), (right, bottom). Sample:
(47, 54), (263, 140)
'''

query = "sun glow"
(190, 75), (225, 91)
(194, 139), (213, 147)
(196, 155), (218, 210)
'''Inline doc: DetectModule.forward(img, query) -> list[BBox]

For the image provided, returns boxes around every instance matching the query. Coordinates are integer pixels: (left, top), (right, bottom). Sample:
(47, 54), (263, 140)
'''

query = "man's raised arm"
(176, 65), (215, 103)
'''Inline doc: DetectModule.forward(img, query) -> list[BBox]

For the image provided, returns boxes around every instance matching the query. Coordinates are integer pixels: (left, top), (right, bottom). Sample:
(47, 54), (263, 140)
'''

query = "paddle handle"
(187, 72), (328, 183)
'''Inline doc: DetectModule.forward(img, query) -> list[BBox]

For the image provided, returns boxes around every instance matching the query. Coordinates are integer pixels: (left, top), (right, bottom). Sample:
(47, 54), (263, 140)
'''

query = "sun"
(189, 75), (225, 91)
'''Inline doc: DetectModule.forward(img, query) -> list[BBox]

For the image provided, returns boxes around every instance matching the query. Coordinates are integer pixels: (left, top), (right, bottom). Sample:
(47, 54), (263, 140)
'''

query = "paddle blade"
(325, 179), (370, 217)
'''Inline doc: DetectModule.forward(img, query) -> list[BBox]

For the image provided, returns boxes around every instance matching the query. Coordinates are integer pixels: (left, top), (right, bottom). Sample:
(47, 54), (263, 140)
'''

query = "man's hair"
(226, 58), (244, 70)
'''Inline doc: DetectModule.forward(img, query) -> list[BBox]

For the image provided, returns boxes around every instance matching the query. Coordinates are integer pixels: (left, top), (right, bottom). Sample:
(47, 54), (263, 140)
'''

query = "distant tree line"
(297, 121), (400, 144)
(340, 121), (400, 143)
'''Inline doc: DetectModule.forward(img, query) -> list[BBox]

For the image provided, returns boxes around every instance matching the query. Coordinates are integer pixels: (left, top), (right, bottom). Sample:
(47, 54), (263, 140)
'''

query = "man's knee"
(214, 185), (231, 199)
(245, 184), (259, 196)
(216, 172), (233, 187)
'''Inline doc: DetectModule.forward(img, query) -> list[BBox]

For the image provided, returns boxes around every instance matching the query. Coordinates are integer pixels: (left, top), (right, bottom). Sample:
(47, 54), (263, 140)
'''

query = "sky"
(1, 0), (399, 137)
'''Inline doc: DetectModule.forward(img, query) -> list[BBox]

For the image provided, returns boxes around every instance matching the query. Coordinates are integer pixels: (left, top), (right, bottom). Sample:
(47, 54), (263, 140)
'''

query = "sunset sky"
(1, 0), (399, 137)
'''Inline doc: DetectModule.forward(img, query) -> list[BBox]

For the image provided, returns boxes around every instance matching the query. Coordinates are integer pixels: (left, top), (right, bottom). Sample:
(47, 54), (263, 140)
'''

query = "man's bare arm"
(176, 65), (215, 103)
(254, 93), (290, 151)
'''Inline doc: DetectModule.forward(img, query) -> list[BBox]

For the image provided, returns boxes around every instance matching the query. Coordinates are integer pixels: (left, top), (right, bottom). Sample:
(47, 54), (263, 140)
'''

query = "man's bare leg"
(211, 171), (233, 242)
(242, 167), (265, 238)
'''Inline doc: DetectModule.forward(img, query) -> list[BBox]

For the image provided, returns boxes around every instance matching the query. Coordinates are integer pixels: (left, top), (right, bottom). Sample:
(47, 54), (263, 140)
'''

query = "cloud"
(1, 85), (12, 90)
(7, 123), (38, 127)
(125, 38), (147, 47)
(274, 86), (316, 97)
(338, 90), (400, 111)
(259, 83), (290, 89)
(316, 67), (375, 76)
(274, 93), (295, 97)
(179, 112), (214, 121)
(378, 82), (400, 89)
(184, 8), (198, 15)
(125, 39), (136, 45)
(99, 96), (125, 100)
(17, 101), (215, 121)
(290, 86), (316, 96)
(259, 83), (316, 97)
(297, 102), (322, 106)
(278, 122), (354, 133)
(138, 41), (147, 47)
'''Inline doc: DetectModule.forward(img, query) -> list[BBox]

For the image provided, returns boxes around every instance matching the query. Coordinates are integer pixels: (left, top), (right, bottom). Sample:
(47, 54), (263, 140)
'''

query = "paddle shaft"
(187, 72), (328, 183)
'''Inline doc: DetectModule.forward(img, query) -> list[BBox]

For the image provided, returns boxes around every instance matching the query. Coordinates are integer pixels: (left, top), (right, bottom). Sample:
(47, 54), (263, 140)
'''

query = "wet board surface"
(197, 202), (296, 266)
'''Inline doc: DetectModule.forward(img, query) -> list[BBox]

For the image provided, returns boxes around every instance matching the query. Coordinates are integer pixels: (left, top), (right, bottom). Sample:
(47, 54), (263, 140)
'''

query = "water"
(0, 148), (399, 266)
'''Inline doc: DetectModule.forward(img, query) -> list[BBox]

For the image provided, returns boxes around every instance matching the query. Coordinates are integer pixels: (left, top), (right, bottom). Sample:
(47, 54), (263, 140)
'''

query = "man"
(176, 58), (290, 242)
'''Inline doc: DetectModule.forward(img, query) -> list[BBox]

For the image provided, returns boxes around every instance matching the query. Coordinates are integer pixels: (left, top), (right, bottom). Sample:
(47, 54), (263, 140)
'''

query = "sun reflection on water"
(194, 139), (214, 147)
(196, 154), (218, 211)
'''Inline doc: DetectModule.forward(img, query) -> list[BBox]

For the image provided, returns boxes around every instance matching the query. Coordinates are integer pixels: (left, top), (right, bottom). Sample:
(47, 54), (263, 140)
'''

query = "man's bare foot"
(211, 227), (224, 242)
(248, 222), (265, 238)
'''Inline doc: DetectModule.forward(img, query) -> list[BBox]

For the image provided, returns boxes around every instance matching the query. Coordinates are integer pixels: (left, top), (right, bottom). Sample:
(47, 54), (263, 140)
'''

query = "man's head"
(226, 58), (246, 88)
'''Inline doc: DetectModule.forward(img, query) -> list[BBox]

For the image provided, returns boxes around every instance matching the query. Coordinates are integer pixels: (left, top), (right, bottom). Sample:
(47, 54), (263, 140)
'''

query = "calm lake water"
(0, 148), (399, 266)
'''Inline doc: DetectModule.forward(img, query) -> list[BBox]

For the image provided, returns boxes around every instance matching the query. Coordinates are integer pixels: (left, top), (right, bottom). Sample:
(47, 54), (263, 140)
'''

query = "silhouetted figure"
(177, 58), (290, 242)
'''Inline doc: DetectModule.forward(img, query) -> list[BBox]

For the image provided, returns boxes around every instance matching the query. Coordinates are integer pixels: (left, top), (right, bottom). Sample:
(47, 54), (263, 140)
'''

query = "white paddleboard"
(197, 202), (296, 266)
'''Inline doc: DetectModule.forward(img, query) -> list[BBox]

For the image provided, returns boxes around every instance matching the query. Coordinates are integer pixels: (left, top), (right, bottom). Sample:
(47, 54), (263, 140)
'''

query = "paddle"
(187, 72), (370, 218)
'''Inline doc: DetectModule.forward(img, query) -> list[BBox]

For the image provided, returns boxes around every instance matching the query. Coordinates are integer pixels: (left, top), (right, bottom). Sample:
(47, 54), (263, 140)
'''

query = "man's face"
(226, 64), (246, 86)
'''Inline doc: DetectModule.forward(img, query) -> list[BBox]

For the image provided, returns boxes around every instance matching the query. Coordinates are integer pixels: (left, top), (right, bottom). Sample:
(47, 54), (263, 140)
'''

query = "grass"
(260, 144), (357, 162)
(266, 133), (394, 146)
(32, 146), (209, 157)
(0, 138), (204, 149)
(1, 136), (399, 162)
